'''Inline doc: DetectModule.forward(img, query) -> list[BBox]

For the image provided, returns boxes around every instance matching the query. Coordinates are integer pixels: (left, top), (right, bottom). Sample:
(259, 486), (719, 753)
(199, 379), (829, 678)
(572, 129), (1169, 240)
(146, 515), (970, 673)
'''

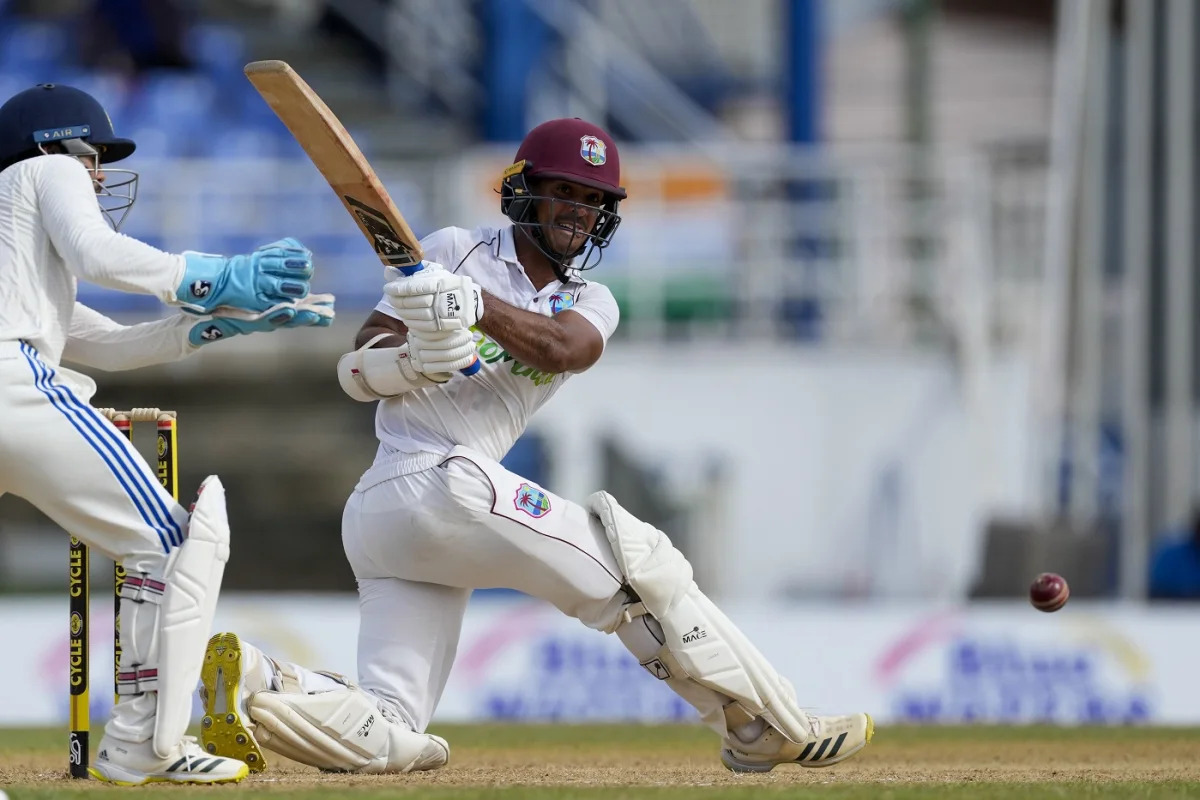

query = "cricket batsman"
(0, 83), (334, 784)
(201, 118), (872, 774)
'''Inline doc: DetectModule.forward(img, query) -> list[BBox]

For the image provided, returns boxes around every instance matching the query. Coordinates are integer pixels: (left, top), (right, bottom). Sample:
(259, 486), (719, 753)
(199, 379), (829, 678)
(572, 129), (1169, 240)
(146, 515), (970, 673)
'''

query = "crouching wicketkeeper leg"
(94, 476), (248, 784)
(587, 492), (873, 772)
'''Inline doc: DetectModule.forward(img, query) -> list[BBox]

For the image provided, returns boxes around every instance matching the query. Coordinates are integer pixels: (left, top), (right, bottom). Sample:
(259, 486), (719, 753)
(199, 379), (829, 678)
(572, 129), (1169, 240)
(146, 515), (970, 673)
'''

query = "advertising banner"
(5, 595), (1197, 727)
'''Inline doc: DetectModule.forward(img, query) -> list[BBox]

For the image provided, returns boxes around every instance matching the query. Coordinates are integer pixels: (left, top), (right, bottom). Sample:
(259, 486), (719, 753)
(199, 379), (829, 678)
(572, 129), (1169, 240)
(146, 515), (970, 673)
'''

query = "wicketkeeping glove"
(176, 237), (314, 315)
(188, 294), (335, 346)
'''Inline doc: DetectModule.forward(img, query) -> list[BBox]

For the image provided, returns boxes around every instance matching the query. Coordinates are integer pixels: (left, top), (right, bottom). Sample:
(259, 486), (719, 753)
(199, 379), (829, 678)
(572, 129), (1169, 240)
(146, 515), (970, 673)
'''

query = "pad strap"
(115, 571), (166, 696)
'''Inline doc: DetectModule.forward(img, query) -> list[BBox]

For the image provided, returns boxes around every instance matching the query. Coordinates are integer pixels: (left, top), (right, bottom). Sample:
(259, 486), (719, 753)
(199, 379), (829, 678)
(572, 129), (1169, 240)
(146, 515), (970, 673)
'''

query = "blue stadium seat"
(185, 24), (245, 80)
(204, 126), (282, 158)
(125, 127), (171, 158)
(126, 72), (218, 154)
(0, 23), (68, 73)
(501, 435), (550, 488)
(51, 70), (131, 120)
(0, 74), (29, 105)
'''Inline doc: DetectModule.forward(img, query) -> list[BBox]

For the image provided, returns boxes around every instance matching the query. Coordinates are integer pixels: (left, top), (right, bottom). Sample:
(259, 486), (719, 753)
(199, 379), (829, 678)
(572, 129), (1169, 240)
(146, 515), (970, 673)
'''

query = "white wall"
(535, 345), (1036, 600)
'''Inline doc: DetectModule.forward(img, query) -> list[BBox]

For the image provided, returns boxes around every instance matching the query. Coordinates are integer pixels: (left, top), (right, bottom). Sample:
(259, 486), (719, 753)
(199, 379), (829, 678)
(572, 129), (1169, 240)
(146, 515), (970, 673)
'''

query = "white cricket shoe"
(721, 713), (874, 773)
(199, 631), (272, 772)
(89, 733), (249, 785)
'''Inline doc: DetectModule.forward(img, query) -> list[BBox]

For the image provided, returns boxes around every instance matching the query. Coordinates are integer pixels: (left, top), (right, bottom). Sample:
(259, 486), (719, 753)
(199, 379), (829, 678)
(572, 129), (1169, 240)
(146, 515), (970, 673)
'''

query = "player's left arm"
(477, 284), (619, 374)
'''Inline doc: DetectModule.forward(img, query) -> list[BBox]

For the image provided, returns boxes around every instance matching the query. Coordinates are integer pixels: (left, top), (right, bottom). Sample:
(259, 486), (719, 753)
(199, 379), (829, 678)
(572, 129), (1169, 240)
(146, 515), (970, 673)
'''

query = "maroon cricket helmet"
(500, 118), (626, 272)
(512, 118), (626, 199)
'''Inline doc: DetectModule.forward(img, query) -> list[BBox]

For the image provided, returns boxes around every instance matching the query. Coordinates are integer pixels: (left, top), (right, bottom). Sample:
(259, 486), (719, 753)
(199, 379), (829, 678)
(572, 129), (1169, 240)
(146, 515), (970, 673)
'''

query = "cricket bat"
(243, 59), (480, 376)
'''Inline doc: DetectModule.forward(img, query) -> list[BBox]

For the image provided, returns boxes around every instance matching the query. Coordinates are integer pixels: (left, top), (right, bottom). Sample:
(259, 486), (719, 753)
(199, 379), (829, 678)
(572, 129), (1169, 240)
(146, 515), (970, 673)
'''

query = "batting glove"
(385, 272), (484, 334)
(406, 329), (479, 375)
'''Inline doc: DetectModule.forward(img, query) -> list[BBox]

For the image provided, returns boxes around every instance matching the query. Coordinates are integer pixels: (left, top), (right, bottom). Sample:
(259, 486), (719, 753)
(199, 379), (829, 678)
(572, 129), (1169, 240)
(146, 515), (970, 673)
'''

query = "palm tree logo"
(514, 482), (552, 518)
(548, 292), (573, 314)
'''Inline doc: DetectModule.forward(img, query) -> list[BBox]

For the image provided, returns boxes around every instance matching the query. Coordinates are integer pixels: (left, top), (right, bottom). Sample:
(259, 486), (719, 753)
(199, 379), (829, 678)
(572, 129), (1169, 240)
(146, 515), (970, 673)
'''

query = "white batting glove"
(385, 272), (484, 333)
(406, 329), (479, 376)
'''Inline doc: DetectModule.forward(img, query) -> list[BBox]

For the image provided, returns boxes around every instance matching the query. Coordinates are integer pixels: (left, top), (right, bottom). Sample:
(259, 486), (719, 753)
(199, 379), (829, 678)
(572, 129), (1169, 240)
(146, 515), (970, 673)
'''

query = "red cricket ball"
(1029, 572), (1070, 612)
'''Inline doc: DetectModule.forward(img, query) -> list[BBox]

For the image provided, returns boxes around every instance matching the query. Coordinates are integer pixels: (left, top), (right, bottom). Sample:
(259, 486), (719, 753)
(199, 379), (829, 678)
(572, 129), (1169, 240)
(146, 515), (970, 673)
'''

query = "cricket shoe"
(721, 713), (874, 773)
(199, 631), (276, 772)
(89, 733), (248, 785)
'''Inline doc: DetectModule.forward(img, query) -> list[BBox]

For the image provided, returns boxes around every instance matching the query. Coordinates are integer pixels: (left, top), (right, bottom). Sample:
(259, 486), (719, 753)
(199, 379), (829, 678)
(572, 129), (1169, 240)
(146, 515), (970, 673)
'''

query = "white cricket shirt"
(372, 225), (620, 463)
(0, 155), (193, 397)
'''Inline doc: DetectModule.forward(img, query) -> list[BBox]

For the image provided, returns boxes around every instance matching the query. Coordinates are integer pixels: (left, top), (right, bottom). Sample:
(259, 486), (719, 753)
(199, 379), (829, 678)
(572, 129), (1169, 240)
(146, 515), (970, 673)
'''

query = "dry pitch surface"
(3, 725), (1200, 799)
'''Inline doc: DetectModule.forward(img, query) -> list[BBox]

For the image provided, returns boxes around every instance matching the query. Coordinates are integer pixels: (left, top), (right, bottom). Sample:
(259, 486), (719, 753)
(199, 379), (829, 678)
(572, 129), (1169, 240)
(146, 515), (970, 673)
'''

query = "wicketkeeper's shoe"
(720, 713), (874, 773)
(88, 733), (249, 785)
(199, 631), (273, 772)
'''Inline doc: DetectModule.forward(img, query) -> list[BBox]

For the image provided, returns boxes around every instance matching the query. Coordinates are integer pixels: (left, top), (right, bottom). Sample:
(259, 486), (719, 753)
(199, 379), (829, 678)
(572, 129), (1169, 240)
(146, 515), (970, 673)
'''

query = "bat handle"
(398, 262), (482, 376)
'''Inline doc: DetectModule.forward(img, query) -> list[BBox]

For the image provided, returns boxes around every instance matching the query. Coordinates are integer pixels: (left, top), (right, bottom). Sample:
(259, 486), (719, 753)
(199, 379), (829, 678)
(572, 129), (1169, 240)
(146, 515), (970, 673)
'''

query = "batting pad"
(249, 686), (448, 773)
(587, 491), (813, 745)
(153, 475), (230, 757)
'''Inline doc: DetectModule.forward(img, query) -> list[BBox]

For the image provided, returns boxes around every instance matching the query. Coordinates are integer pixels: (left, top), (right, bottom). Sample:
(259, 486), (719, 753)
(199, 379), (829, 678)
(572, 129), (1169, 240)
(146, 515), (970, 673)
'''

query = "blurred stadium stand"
(0, 1), (1107, 603)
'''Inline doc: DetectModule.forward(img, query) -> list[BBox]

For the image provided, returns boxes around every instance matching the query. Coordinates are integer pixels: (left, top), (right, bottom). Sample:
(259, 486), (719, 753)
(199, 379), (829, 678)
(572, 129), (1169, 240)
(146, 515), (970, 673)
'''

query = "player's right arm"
(338, 309), (476, 402)
(33, 155), (318, 315)
(337, 228), (476, 401)
(34, 155), (183, 301)
(354, 310), (407, 349)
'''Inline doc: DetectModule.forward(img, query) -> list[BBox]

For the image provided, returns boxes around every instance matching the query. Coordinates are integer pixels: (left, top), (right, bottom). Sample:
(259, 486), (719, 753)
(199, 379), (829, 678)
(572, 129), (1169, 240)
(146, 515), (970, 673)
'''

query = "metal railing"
(103, 143), (1046, 354)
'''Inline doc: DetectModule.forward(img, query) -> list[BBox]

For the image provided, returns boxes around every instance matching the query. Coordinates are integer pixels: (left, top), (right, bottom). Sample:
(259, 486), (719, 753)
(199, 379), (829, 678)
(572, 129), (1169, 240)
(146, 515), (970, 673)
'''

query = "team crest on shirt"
(548, 291), (574, 314)
(580, 135), (606, 166)
(515, 483), (552, 518)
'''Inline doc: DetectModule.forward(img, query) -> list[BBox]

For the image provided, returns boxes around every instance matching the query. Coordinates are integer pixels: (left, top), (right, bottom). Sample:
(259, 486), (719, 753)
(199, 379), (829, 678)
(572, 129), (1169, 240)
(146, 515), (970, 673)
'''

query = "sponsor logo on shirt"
(473, 329), (558, 387)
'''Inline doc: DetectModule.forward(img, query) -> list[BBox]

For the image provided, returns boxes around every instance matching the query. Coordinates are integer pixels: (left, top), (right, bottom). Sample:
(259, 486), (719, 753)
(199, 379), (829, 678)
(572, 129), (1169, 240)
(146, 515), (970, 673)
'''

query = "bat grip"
(397, 262), (481, 377)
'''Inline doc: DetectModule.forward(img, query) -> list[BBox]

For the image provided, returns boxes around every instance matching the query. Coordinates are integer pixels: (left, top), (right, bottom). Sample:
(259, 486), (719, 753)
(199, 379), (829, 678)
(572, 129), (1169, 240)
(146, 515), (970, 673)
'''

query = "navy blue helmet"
(0, 84), (135, 171)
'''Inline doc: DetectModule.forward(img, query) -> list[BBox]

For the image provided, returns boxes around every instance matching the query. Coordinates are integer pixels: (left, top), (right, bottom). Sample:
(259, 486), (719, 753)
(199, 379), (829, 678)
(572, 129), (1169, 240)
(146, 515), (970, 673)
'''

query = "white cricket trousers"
(339, 445), (647, 732)
(0, 341), (188, 741)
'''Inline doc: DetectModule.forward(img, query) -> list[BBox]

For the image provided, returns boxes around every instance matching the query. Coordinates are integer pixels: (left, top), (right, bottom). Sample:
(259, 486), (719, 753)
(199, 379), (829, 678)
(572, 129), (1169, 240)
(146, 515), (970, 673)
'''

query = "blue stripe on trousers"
(20, 342), (181, 551)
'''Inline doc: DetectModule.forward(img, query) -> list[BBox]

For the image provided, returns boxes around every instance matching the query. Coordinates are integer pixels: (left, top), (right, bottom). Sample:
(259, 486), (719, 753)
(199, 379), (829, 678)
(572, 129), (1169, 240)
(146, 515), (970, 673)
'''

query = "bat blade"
(243, 59), (424, 270)
(245, 61), (482, 376)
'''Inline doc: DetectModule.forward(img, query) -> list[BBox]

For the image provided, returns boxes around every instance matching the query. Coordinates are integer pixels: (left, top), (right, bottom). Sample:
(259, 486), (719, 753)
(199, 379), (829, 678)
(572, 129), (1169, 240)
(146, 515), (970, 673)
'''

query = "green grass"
(4, 724), (1200, 799)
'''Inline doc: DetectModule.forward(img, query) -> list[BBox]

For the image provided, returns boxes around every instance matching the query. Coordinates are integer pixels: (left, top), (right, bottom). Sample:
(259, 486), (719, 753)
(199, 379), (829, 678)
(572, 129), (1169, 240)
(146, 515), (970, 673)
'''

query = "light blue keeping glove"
(188, 294), (335, 346)
(177, 237), (314, 315)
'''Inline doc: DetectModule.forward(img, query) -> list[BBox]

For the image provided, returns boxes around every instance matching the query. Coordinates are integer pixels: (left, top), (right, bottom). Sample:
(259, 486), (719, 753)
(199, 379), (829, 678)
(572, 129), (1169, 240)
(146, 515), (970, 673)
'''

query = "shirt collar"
(498, 225), (520, 265)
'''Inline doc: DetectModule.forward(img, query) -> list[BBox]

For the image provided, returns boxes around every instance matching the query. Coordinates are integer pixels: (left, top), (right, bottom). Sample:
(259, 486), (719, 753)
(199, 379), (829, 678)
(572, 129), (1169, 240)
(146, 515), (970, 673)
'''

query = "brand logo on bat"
(345, 195), (420, 268)
(643, 658), (671, 680)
